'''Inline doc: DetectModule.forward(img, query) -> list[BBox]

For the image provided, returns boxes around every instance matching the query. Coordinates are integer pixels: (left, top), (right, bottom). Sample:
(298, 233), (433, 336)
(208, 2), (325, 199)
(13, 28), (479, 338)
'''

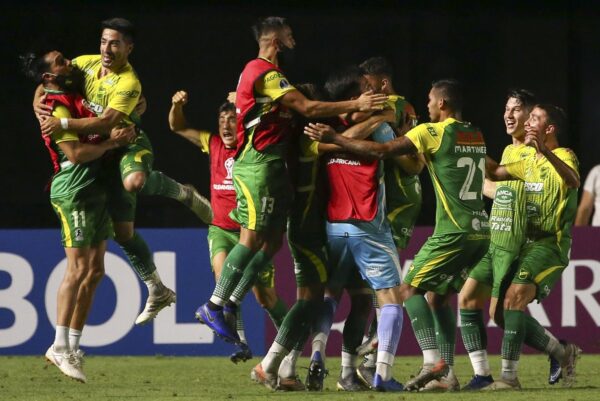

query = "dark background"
(2, 0), (599, 228)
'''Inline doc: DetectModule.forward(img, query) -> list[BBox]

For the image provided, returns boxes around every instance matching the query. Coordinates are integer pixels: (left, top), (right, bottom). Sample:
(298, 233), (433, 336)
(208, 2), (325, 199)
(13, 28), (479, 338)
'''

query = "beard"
(59, 69), (85, 94)
(278, 45), (296, 69)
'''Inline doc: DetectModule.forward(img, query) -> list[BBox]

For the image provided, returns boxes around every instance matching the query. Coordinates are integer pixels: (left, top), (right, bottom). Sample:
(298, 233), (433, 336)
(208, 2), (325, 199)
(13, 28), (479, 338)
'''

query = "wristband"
(60, 118), (69, 130)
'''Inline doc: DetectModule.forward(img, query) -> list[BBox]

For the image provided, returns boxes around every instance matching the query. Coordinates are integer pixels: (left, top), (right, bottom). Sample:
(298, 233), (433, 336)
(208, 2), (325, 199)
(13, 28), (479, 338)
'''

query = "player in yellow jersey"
(485, 104), (581, 390)
(34, 18), (211, 328)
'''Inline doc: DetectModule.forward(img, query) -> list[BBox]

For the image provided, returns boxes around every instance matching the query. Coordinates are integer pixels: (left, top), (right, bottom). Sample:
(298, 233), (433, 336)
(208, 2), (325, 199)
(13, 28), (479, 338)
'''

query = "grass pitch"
(0, 354), (598, 401)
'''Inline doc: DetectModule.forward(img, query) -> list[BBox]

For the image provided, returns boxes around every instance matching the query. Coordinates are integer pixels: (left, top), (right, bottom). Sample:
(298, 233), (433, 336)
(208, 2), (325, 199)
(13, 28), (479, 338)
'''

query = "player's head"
(525, 103), (566, 143)
(21, 50), (74, 89)
(504, 89), (536, 139)
(100, 17), (135, 70)
(359, 56), (394, 95)
(218, 102), (237, 148)
(325, 65), (365, 102)
(428, 79), (463, 122)
(252, 17), (295, 60)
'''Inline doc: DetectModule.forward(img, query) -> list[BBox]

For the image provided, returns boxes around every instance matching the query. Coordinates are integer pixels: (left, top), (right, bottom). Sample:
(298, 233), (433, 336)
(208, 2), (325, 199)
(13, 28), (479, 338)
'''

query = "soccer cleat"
(230, 342), (253, 364)
(462, 374), (494, 391)
(373, 373), (404, 392)
(45, 345), (87, 383)
(74, 349), (85, 367)
(560, 342), (582, 387)
(181, 184), (213, 224)
(195, 303), (240, 344)
(356, 360), (376, 389)
(251, 363), (277, 390)
(305, 352), (328, 391)
(549, 339), (567, 385)
(135, 287), (176, 325)
(277, 376), (306, 391)
(420, 371), (460, 392)
(481, 377), (521, 390)
(336, 372), (368, 391)
(404, 359), (449, 391)
(356, 333), (378, 357)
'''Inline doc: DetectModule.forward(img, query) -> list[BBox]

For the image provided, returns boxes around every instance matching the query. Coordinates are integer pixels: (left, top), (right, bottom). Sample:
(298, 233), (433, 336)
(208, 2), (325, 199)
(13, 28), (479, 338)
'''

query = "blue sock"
(376, 304), (403, 380)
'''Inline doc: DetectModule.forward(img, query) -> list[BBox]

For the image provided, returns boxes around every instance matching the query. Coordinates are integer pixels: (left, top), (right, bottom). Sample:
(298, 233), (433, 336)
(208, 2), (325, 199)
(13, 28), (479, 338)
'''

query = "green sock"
(404, 295), (438, 351)
(139, 171), (183, 200)
(432, 304), (456, 366)
(118, 231), (156, 281)
(460, 309), (487, 353)
(230, 250), (271, 303)
(523, 314), (550, 352)
(342, 307), (368, 355)
(236, 305), (247, 343)
(275, 300), (312, 350)
(502, 310), (526, 361)
(211, 244), (254, 303)
(265, 298), (288, 329)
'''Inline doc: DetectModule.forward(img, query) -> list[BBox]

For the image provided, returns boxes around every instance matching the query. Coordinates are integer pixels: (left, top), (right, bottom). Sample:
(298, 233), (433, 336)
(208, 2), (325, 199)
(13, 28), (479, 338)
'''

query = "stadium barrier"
(1, 228), (599, 356)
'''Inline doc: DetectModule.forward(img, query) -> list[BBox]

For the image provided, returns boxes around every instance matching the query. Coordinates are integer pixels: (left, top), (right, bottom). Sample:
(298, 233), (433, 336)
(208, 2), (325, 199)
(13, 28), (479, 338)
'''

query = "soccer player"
(575, 164), (600, 226)
(34, 18), (211, 325)
(168, 90), (288, 363)
(484, 104), (581, 390)
(23, 50), (133, 383)
(195, 16), (387, 346)
(355, 56), (424, 385)
(306, 79), (491, 391)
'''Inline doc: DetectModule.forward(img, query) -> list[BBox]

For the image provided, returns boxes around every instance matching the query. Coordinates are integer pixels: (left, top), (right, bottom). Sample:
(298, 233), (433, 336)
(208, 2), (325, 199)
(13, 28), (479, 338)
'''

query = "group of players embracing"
(25, 15), (581, 393)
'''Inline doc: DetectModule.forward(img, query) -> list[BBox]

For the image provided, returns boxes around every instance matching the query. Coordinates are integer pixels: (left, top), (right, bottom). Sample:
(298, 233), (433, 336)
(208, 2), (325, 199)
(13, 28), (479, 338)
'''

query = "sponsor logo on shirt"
(279, 79), (290, 89)
(493, 187), (515, 210)
(525, 182), (544, 193)
(116, 90), (140, 98)
(328, 158), (361, 166)
(74, 228), (84, 242)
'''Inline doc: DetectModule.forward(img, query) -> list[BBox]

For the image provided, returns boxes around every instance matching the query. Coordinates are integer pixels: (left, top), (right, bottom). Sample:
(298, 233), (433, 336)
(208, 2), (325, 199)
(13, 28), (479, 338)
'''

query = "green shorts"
(207, 225), (275, 288)
(386, 170), (422, 249)
(512, 239), (569, 301)
(50, 183), (111, 248)
(104, 130), (154, 223)
(468, 243), (520, 298)
(229, 158), (291, 233)
(404, 232), (490, 294)
(287, 222), (328, 287)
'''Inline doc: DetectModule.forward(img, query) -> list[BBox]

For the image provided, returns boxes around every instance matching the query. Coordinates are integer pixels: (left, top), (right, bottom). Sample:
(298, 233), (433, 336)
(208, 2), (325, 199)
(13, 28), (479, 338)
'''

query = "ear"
(41, 72), (54, 83)
(545, 123), (556, 136)
(438, 97), (446, 110)
(381, 78), (390, 91)
(127, 43), (134, 55)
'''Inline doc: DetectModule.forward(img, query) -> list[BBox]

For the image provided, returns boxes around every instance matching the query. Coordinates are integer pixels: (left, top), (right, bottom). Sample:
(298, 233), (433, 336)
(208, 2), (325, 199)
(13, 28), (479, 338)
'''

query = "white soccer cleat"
(45, 345), (87, 383)
(181, 184), (213, 224)
(135, 287), (177, 325)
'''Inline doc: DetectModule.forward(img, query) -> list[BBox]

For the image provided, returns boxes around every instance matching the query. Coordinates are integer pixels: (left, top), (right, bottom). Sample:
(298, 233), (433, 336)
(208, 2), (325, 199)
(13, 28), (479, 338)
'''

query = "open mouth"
(102, 54), (113, 64)
(221, 130), (234, 140)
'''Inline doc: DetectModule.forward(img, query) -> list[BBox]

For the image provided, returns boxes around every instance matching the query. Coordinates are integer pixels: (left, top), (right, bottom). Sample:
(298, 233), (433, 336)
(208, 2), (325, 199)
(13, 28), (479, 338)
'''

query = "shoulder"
(72, 54), (100, 67)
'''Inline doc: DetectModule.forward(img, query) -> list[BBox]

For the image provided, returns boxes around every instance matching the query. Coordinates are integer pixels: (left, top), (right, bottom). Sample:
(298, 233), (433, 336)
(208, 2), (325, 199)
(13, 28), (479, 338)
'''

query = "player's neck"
(441, 110), (461, 121)
(258, 47), (278, 66)
(44, 83), (61, 92)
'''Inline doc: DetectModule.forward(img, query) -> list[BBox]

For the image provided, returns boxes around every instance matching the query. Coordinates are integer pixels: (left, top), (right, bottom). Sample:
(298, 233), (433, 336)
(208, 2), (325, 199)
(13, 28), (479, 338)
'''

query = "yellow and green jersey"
(405, 118), (489, 236)
(505, 148), (579, 252)
(489, 144), (534, 252)
(48, 102), (99, 199)
(72, 55), (142, 126)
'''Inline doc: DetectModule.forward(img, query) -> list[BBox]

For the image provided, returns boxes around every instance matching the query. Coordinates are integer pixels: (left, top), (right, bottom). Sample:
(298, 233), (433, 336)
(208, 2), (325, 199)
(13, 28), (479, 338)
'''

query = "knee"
(123, 172), (146, 193)
(113, 224), (134, 244)
(255, 287), (277, 309)
(503, 285), (534, 310)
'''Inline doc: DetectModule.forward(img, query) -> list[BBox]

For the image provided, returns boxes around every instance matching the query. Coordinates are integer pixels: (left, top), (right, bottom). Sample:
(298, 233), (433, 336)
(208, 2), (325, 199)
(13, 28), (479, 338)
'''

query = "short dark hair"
(535, 103), (567, 137)
(507, 88), (536, 111)
(20, 52), (50, 84)
(218, 102), (235, 115)
(101, 17), (135, 43)
(431, 79), (463, 112)
(359, 56), (393, 79)
(251, 16), (289, 42)
(325, 65), (364, 101)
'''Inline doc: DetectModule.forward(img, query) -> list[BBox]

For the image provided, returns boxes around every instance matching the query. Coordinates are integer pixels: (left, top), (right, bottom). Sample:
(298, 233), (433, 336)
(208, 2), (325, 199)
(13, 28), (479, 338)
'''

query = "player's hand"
(227, 91), (237, 104)
(33, 93), (53, 120)
(304, 122), (337, 143)
(356, 90), (388, 112)
(524, 130), (545, 153)
(110, 125), (137, 146)
(40, 116), (62, 135)
(172, 90), (188, 106)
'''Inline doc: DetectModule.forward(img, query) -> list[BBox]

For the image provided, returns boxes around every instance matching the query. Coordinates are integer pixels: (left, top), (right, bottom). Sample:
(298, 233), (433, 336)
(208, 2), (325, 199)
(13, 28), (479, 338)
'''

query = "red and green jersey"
(505, 148), (579, 253)
(489, 144), (534, 252)
(406, 118), (489, 236)
(234, 57), (296, 163)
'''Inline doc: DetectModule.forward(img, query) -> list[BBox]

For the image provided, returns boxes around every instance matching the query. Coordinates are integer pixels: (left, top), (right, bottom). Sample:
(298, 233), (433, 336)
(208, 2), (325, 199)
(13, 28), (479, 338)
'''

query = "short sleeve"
(505, 160), (526, 181)
(255, 70), (296, 101)
(555, 148), (579, 178)
(371, 123), (396, 144)
(107, 75), (142, 116)
(52, 105), (79, 143)
(198, 131), (211, 154)
(405, 123), (443, 155)
(300, 136), (319, 157)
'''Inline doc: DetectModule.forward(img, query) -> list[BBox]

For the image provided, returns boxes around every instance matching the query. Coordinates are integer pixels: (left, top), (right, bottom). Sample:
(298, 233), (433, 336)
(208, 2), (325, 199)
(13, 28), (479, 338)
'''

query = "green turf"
(0, 354), (598, 400)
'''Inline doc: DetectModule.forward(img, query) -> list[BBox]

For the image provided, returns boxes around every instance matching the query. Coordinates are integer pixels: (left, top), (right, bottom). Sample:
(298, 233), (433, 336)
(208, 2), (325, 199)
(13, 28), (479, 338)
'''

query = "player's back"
(406, 118), (489, 235)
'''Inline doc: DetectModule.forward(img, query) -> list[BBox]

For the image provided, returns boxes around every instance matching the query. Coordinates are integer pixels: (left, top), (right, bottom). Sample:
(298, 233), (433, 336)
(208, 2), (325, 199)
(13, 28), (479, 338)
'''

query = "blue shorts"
(327, 229), (401, 290)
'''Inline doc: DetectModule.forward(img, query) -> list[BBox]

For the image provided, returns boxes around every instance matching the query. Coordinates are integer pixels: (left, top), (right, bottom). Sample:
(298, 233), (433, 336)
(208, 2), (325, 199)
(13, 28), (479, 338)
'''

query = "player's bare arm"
(58, 126), (133, 164)
(485, 155), (513, 181)
(575, 190), (594, 226)
(483, 178), (497, 199)
(281, 89), (388, 118)
(394, 153), (424, 176)
(40, 106), (126, 136)
(525, 132), (580, 189)
(168, 90), (204, 147)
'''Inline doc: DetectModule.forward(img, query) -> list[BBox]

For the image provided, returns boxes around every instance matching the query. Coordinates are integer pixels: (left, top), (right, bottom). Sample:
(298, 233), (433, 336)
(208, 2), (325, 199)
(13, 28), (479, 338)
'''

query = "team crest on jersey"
(224, 157), (234, 180)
